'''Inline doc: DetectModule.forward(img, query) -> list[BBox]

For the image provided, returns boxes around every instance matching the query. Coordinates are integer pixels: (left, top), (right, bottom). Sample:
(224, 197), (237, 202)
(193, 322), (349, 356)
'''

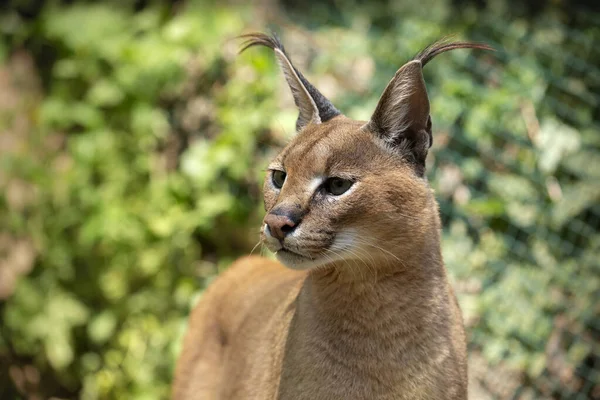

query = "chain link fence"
(430, 7), (600, 400)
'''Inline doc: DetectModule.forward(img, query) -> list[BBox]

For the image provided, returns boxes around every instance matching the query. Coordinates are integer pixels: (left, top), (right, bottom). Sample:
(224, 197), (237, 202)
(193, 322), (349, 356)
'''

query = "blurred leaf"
(552, 181), (600, 227)
(46, 331), (74, 370)
(537, 117), (581, 174)
(87, 80), (125, 107)
(562, 149), (600, 178)
(88, 311), (118, 344)
(464, 197), (505, 217)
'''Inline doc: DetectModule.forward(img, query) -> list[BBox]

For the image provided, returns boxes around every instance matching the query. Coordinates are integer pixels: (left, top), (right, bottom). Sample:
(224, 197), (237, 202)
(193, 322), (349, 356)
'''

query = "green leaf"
(464, 198), (505, 217)
(87, 80), (125, 107)
(552, 181), (600, 227)
(88, 311), (118, 344)
(45, 331), (74, 370)
(537, 117), (581, 174)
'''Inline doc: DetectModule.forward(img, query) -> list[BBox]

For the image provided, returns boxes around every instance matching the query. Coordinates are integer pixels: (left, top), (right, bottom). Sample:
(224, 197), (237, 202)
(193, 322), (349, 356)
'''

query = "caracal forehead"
(275, 117), (385, 176)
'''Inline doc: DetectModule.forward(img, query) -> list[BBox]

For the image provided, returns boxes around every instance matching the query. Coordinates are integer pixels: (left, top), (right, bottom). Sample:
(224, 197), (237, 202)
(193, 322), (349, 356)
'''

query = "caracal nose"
(264, 214), (296, 241)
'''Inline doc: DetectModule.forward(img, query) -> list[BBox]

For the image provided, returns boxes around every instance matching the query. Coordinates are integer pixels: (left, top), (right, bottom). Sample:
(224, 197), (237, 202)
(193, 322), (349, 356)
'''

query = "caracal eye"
(271, 170), (287, 189)
(324, 177), (353, 196)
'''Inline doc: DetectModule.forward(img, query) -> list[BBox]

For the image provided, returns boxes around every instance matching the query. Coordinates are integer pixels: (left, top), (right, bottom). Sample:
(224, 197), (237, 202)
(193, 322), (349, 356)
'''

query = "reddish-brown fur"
(173, 33), (491, 400)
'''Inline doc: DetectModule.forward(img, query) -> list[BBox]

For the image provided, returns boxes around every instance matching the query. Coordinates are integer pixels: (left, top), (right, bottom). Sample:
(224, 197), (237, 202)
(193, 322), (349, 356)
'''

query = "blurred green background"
(0, 0), (598, 399)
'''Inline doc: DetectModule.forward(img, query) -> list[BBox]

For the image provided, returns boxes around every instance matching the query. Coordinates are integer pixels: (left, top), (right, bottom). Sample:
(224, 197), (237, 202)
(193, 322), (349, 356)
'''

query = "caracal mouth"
(277, 247), (310, 258)
(275, 242), (358, 271)
(275, 246), (327, 270)
(276, 246), (312, 262)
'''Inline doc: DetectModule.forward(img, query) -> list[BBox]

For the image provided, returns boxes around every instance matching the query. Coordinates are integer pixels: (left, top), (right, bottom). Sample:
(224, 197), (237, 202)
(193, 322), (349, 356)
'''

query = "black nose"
(264, 207), (304, 241)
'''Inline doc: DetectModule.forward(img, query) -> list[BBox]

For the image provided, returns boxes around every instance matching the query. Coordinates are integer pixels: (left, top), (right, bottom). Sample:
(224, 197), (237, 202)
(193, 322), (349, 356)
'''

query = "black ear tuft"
(413, 38), (494, 67)
(239, 32), (341, 130)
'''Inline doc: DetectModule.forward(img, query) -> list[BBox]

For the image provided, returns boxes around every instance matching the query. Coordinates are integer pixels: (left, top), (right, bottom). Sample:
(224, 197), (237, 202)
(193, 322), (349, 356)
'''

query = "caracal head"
(239, 33), (491, 271)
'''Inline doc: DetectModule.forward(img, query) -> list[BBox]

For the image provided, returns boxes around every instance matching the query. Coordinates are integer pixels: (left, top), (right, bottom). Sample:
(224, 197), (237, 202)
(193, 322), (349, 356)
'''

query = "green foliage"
(1, 2), (282, 398)
(1, 0), (598, 398)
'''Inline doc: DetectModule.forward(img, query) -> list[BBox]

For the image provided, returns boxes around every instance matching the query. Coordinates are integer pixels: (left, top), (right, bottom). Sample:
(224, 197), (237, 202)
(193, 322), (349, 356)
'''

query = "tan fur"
(172, 35), (486, 400)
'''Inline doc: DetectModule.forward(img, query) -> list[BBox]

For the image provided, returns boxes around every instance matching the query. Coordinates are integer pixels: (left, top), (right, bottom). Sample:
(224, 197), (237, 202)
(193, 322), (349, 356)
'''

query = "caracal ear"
(367, 39), (493, 176)
(239, 33), (341, 131)
(368, 60), (431, 175)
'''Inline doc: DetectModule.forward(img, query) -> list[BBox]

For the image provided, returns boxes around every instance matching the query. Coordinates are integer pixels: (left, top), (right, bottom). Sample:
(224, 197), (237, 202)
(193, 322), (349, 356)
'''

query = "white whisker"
(250, 240), (262, 256)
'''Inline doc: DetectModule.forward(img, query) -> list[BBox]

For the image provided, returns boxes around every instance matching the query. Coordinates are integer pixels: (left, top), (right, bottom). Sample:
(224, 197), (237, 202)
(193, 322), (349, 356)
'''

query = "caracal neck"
(275, 252), (452, 400)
